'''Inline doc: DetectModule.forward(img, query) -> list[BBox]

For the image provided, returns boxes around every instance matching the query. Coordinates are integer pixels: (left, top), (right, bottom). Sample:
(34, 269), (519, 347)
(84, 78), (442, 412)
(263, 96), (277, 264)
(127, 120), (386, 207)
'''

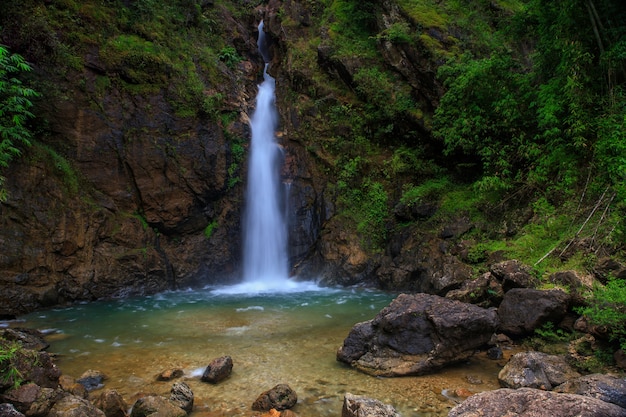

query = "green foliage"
(204, 219), (218, 239)
(218, 47), (242, 69)
(0, 45), (39, 201)
(400, 177), (453, 207)
(577, 278), (626, 351)
(377, 22), (414, 44)
(0, 337), (24, 390)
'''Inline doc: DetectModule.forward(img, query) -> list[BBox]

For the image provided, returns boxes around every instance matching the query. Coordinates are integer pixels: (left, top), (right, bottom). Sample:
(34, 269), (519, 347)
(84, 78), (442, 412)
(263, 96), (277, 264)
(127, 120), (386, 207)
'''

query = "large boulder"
(497, 288), (570, 337)
(337, 293), (498, 376)
(342, 393), (400, 417)
(498, 351), (581, 390)
(554, 374), (626, 409)
(448, 387), (626, 417)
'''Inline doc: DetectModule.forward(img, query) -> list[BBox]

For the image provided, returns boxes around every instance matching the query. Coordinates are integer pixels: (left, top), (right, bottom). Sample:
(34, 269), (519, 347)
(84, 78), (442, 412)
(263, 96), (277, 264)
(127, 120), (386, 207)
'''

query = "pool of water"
(12, 285), (513, 417)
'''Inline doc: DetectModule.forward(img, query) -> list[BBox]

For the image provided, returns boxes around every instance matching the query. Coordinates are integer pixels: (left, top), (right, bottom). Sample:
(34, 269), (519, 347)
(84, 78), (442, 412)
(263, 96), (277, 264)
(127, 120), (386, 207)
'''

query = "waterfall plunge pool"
(12, 286), (512, 417)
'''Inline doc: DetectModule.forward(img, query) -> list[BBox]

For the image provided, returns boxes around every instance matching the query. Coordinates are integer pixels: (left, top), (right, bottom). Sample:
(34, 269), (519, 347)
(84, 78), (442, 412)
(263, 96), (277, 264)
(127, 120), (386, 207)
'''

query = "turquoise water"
(14, 286), (506, 417)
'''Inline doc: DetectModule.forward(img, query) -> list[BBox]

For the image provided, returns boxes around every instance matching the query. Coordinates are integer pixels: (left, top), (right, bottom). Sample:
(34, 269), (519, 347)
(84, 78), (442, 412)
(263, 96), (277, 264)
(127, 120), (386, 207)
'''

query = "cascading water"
(242, 20), (289, 288)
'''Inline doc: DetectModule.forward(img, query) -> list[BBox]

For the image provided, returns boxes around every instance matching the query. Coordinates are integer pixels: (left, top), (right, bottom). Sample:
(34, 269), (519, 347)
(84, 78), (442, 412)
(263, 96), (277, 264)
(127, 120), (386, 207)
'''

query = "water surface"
(16, 286), (511, 416)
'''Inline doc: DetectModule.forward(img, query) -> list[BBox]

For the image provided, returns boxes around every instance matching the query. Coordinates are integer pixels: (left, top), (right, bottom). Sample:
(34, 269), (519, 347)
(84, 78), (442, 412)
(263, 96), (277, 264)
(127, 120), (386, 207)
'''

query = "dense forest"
(1, 0), (625, 346)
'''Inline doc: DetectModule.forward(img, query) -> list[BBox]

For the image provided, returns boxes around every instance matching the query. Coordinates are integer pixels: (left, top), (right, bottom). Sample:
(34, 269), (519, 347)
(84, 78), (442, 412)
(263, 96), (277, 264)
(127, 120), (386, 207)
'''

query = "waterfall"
(212, 21), (319, 295)
(241, 21), (290, 288)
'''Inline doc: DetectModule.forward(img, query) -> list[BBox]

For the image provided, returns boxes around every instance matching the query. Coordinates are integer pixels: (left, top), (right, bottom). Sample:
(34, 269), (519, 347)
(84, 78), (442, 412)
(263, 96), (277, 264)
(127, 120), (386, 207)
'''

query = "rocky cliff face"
(0, 0), (478, 315)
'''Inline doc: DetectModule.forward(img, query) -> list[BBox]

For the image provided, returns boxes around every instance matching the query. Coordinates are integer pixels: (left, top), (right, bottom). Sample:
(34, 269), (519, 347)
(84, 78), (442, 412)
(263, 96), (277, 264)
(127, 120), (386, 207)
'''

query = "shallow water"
(13, 286), (514, 417)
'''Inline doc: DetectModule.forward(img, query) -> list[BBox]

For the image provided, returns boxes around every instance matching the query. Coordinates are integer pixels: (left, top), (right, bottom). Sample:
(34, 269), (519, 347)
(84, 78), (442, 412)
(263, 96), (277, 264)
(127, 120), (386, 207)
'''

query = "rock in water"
(170, 381), (194, 413)
(342, 393), (400, 417)
(252, 384), (297, 411)
(200, 356), (233, 384)
(337, 293), (498, 376)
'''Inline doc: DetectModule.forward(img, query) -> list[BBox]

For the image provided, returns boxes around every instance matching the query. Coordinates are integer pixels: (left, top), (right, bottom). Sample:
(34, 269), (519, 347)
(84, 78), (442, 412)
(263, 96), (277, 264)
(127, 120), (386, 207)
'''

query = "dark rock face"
(251, 384), (297, 412)
(554, 374), (626, 409)
(497, 288), (570, 337)
(337, 293), (498, 376)
(498, 351), (581, 390)
(448, 387), (626, 417)
(342, 393), (400, 417)
(201, 356), (233, 384)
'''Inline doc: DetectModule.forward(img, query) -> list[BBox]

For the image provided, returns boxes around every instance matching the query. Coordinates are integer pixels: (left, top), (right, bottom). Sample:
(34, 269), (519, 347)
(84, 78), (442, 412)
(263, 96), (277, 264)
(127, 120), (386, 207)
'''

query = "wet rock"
(47, 393), (107, 417)
(252, 384), (297, 412)
(170, 381), (194, 413)
(337, 293), (498, 377)
(497, 288), (570, 337)
(554, 374), (626, 409)
(93, 389), (129, 417)
(448, 387), (626, 417)
(130, 395), (187, 417)
(341, 393), (400, 417)
(0, 403), (25, 417)
(486, 346), (503, 360)
(490, 260), (537, 290)
(498, 351), (581, 390)
(157, 368), (184, 381)
(77, 369), (106, 391)
(200, 355), (233, 384)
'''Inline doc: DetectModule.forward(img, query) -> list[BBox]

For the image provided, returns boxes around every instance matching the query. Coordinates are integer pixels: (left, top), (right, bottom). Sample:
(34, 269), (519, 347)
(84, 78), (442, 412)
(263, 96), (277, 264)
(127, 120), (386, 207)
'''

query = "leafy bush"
(577, 277), (626, 351)
(0, 337), (24, 390)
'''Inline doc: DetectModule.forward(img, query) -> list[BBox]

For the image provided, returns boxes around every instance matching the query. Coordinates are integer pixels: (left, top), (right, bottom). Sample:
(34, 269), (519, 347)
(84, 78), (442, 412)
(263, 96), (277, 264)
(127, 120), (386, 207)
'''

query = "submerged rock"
(252, 384), (297, 411)
(341, 393), (400, 417)
(77, 369), (107, 392)
(337, 293), (498, 377)
(200, 356), (233, 384)
(448, 387), (626, 417)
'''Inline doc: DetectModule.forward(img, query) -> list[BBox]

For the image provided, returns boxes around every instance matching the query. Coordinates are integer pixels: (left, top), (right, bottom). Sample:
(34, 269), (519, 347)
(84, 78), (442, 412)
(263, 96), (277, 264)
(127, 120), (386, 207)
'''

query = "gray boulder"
(554, 374), (626, 409)
(342, 393), (400, 417)
(498, 351), (581, 390)
(497, 288), (570, 337)
(337, 293), (498, 376)
(448, 387), (626, 417)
